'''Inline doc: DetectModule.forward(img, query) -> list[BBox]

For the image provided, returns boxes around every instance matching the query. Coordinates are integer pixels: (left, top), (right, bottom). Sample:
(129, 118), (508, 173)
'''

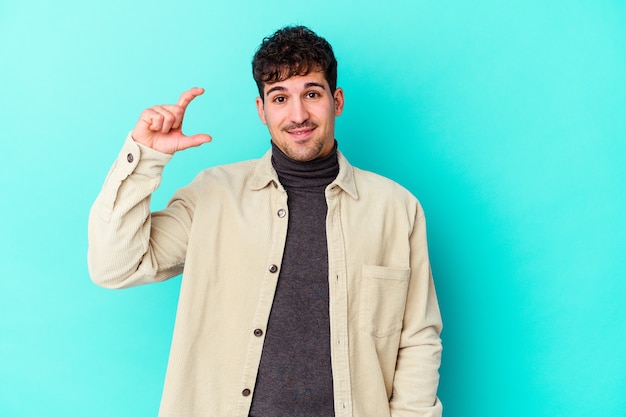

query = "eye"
(272, 95), (286, 104)
(306, 91), (320, 99)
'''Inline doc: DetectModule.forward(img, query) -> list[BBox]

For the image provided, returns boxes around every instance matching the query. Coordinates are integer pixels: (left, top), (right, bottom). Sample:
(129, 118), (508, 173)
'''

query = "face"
(256, 71), (344, 162)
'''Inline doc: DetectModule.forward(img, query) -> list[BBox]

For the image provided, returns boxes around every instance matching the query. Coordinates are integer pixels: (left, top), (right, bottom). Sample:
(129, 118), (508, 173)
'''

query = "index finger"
(176, 87), (205, 110)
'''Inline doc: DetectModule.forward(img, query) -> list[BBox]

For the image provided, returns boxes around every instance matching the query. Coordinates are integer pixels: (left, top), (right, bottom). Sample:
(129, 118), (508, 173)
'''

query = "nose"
(289, 98), (309, 124)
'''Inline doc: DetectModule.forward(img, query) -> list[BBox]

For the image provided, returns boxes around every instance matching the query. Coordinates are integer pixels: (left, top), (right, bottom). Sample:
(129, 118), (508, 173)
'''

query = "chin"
(287, 151), (317, 162)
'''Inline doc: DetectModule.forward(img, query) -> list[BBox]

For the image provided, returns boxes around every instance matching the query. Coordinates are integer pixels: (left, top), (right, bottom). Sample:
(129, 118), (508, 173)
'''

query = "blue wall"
(1, 1), (624, 416)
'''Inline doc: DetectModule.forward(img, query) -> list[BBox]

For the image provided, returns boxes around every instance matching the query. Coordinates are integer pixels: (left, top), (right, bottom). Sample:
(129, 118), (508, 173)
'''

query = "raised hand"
(131, 87), (212, 154)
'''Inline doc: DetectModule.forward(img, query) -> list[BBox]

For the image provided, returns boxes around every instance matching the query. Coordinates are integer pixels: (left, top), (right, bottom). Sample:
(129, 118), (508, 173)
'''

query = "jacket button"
(126, 153), (134, 163)
(268, 264), (278, 273)
(277, 209), (286, 218)
(242, 388), (251, 396)
(254, 328), (263, 337)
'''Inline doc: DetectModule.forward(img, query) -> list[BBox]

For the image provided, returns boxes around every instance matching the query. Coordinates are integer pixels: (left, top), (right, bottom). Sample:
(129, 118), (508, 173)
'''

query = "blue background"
(1, 1), (624, 416)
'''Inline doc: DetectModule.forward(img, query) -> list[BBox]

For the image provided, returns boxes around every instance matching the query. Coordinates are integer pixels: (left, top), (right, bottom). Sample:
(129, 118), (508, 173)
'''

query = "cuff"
(120, 132), (173, 177)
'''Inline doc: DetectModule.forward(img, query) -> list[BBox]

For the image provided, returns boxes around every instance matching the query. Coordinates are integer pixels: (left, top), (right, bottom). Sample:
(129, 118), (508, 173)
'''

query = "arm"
(87, 88), (212, 289)
(389, 206), (443, 417)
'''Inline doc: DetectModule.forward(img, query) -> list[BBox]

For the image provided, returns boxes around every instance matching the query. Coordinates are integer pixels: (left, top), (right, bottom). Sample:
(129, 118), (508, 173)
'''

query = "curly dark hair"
(252, 25), (338, 99)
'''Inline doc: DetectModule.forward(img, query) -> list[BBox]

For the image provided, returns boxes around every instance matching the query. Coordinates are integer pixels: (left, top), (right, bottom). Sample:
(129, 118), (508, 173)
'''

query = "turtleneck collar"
(270, 141), (340, 190)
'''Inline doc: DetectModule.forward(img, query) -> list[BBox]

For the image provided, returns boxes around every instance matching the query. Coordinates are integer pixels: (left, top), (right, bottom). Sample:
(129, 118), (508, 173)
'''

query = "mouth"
(284, 123), (317, 141)
(287, 128), (314, 137)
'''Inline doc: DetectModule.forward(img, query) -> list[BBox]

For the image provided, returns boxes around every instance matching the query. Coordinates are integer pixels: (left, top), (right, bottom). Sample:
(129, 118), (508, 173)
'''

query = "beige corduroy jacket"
(88, 136), (443, 417)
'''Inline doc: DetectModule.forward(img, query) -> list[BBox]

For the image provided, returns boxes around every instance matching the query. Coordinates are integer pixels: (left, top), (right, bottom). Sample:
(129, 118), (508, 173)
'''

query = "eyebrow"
(304, 82), (326, 90)
(265, 82), (327, 97)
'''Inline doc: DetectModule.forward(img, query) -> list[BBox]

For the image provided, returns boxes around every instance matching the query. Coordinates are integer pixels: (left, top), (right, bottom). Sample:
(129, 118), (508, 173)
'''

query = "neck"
(271, 141), (339, 189)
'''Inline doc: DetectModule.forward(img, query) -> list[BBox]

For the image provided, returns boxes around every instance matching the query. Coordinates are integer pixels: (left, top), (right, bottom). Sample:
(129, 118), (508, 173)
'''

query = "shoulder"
(348, 164), (426, 222)
(176, 157), (269, 201)
(194, 158), (259, 183)
(353, 166), (419, 201)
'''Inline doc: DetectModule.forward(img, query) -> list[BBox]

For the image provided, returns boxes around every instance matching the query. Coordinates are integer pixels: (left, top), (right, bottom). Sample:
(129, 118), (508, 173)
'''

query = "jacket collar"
(250, 149), (359, 200)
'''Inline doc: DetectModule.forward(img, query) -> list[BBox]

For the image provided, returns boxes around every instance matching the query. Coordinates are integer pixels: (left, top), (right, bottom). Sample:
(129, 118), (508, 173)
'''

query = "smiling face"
(256, 70), (344, 162)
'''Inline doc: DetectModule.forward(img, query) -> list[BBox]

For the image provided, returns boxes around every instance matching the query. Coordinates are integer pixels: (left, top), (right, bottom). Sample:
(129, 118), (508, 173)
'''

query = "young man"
(88, 26), (443, 417)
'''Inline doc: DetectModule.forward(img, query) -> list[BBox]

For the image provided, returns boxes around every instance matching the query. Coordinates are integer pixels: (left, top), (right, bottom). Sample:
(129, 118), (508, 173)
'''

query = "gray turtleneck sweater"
(248, 142), (339, 417)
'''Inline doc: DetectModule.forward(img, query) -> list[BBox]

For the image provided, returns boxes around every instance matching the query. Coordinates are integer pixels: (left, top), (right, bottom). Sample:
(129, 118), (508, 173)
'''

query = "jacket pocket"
(359, 265), (410, 337)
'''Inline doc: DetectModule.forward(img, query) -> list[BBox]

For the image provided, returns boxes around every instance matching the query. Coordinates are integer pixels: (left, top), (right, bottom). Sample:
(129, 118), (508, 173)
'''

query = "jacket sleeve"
(87, 135), (194, 289)
(389, 203), (443, 417)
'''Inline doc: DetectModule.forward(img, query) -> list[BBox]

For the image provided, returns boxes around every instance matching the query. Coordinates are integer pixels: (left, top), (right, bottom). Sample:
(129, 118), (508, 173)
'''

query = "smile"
(284, 124), (317, 141)
(288, 128), (314, 135)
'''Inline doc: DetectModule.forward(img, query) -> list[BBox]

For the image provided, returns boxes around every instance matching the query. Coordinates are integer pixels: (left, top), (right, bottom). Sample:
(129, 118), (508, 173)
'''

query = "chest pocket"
(359, 265), (410, 337)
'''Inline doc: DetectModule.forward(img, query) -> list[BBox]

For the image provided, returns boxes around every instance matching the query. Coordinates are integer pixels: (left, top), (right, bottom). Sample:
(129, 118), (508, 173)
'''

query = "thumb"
(176, 133), (213, 151)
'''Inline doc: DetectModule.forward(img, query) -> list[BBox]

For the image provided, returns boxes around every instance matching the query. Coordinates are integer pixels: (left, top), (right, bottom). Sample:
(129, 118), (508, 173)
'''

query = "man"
(88, 26), (443, 417)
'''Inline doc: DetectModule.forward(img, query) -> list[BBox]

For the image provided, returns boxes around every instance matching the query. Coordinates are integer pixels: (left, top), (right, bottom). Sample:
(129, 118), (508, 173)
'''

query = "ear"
(255, 97), (267, 124)
(333, 87), (345, 116)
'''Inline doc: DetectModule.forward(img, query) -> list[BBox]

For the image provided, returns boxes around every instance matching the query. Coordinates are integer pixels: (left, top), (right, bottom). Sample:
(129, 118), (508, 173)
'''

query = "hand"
(131, 87), (212, 154)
